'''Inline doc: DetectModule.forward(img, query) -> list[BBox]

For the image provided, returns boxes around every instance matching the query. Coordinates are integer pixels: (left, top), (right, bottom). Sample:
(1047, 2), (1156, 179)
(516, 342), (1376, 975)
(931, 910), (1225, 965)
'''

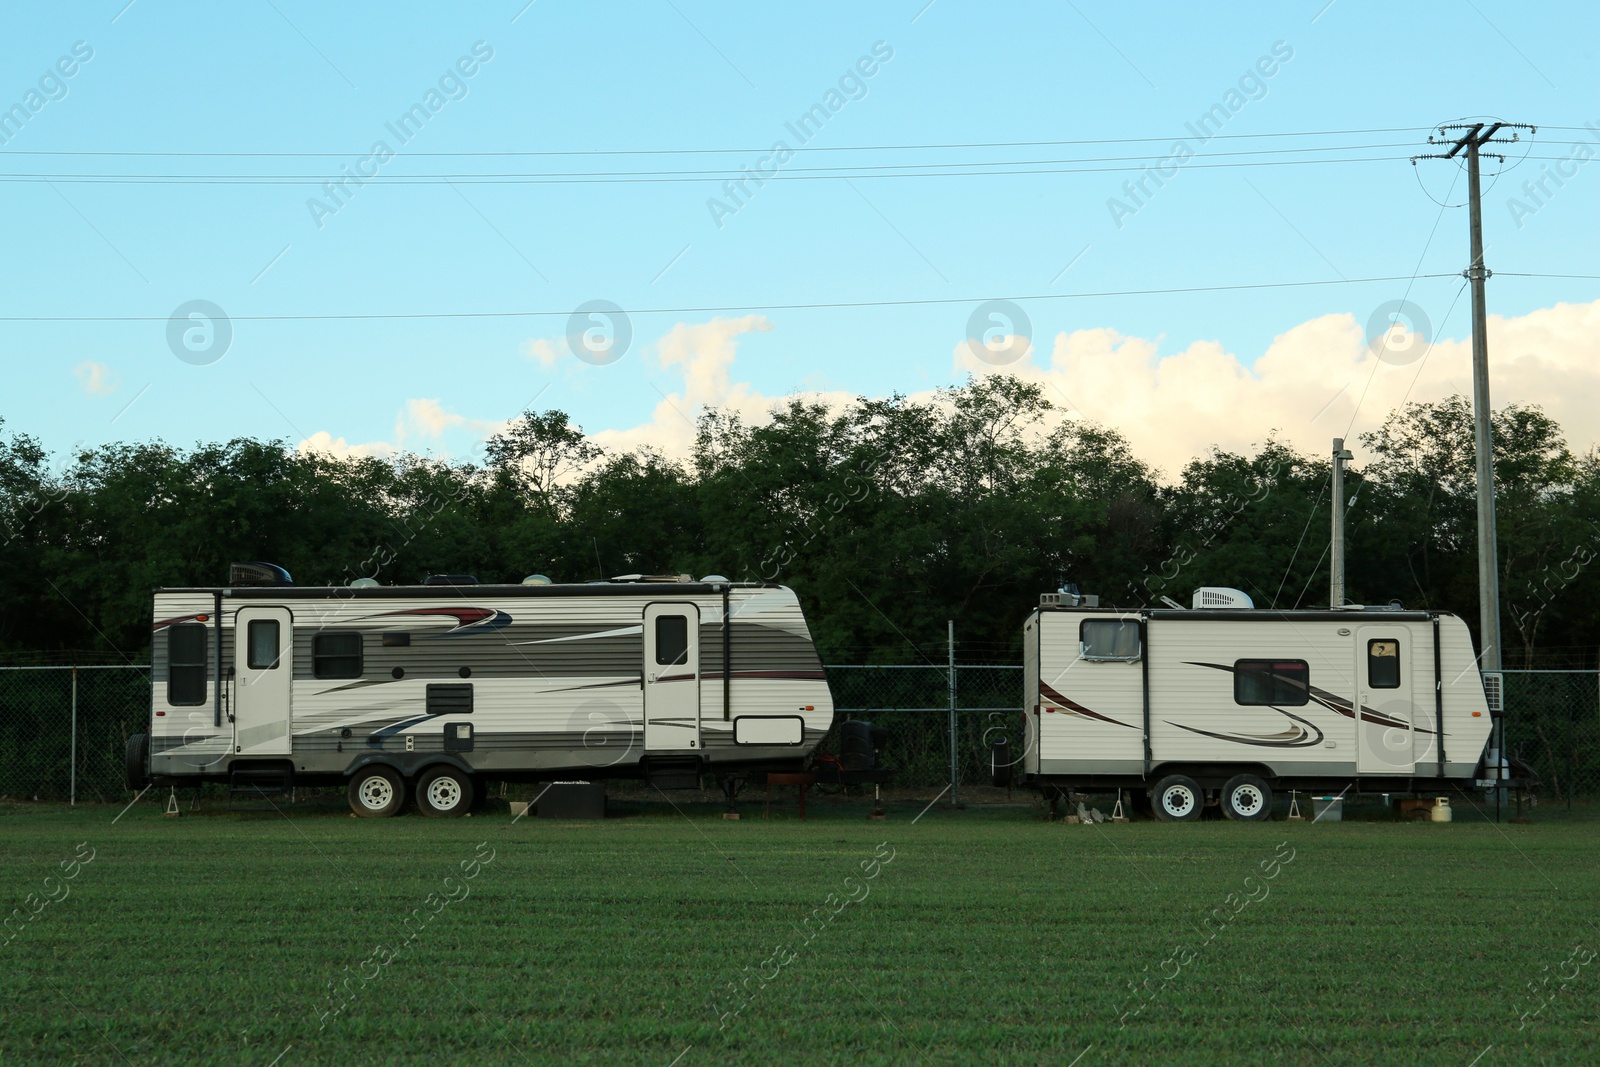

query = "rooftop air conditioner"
(1192, 587), (1254, 610)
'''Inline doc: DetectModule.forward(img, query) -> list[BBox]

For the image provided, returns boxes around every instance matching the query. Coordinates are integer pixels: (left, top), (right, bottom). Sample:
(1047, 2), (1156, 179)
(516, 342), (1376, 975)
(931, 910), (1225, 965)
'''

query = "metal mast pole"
(1330, 439), (1349, 607)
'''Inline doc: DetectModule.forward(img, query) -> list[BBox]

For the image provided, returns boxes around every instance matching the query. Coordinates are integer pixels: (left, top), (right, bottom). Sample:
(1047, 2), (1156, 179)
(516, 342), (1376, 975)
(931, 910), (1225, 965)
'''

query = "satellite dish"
(521, 574), (553, 586)
(349, 577), (380, 589)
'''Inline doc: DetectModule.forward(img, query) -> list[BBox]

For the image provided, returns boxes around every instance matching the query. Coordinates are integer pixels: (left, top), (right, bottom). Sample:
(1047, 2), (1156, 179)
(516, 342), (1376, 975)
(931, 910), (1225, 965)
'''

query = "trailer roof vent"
(349, 577), (380, 589)
(230, 562), (293, 587)
(1193, 587), (1253, 610)
(700, 574), (729, 584)
(423, 574), (478, 586)
(521, 574), (553, 586)
(609, 573), (694, 583)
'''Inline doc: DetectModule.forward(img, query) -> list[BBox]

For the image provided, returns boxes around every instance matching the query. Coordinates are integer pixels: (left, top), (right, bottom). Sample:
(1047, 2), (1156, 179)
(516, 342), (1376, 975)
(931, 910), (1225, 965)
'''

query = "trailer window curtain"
(1079, 619), (1141, 662)
(313, 633), (364, 679)
(1234, 660), (1310, 706)
(1367, 639), (1401, 688)
(167, 623), (208, 706)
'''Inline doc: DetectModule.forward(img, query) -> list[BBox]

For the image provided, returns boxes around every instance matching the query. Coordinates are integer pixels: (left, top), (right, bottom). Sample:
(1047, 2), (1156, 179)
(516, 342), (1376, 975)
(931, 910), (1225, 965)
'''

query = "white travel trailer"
(1015, 586), (1497, 821)
(127, 564), (835, 817)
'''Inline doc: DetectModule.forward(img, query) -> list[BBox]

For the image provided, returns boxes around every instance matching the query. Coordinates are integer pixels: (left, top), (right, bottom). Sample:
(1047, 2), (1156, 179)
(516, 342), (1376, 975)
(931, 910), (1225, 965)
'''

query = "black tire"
(124, 733), (150, 791)
(1222, 774), (1274, 821)
(416, 766), (474, 818)
(990, 739), (1013, 787)
(347, 766), (405, 818)
(1151, 774), (1203, 822)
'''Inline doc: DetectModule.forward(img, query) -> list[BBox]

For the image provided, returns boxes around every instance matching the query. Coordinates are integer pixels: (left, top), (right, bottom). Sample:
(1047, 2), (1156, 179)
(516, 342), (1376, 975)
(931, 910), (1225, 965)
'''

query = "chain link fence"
(0, 666), (150, 802)
(1502, 670), (1600, 805)
(820, 665), (1021, 794)
(2, 663), (1595, 801)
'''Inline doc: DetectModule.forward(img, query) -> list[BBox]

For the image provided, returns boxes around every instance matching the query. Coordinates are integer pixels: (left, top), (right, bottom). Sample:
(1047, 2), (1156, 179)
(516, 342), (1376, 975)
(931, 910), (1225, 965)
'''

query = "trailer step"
(228, 767), (294, 810)
(645, 757), (702, 791)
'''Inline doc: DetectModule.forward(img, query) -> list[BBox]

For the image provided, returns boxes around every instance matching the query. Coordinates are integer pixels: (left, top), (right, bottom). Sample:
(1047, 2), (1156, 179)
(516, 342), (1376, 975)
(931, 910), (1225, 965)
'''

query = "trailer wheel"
(1151, 775), (1203, 822)
(125, 733), (150, 792)
(348, 767), (405, 818)
(1221, 775), (1273, 821)
(416, 767), (474, 818)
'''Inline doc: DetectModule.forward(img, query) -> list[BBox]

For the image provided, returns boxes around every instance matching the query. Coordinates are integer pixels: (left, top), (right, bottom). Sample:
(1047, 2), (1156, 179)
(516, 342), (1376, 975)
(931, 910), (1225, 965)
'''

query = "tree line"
(3, 376), (1597, 667)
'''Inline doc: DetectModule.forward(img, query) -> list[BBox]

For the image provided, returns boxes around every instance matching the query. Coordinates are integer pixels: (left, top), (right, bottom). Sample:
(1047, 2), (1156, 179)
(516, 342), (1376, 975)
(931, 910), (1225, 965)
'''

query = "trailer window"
(1080, 619), (1141, 662)
(1234, 660), (1309, 706)
(313, 632), (363, 679)
(168, 623), (208, 706)
(1367, 639), (1401, 689)
(247, 619), (281, 669)
(655, 615), (689, 666)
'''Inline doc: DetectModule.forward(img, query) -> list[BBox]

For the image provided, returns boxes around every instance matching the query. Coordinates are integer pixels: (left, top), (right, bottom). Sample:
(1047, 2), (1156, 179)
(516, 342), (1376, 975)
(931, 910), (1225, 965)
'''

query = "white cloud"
(589, 315), (838, 457)
(301, 299), (1600, 478)
(392, 398), (507, 449)
(523, 336), (560, 369)
(296, 431), (397, 460)
(298, 399), (508, 461)
(73, 361), (116, 396)
(954, 299), (1600, 475)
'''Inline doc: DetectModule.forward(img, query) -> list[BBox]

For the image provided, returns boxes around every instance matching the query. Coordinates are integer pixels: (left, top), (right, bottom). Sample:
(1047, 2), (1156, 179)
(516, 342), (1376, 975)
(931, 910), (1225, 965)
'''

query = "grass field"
(1, 792), (1596, 1066)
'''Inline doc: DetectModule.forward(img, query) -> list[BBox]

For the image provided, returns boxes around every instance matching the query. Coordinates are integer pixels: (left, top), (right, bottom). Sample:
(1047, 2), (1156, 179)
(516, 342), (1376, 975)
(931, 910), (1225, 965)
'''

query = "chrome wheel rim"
(358, 776), (393, 810)
(1232, 785), (1264, 816)
(427, 776), (462, 811)
(1162, 786), (1196, 817)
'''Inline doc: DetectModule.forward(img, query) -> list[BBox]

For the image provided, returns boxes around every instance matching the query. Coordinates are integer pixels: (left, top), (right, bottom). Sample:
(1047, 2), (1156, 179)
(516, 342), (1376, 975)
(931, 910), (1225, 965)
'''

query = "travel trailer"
(127, 564), (834, 817)
(1013, 586), (1497, 821)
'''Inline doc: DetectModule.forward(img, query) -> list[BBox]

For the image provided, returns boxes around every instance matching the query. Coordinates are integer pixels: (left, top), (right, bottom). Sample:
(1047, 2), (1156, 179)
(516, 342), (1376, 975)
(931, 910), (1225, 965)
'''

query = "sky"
(3, 0), (1597, 478)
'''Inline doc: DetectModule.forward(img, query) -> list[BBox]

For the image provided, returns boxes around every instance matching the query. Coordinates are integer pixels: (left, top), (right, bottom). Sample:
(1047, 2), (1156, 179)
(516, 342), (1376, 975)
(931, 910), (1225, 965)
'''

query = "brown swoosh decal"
(1038, 682), (1138, 729)
(1167, 708), (1326, 748)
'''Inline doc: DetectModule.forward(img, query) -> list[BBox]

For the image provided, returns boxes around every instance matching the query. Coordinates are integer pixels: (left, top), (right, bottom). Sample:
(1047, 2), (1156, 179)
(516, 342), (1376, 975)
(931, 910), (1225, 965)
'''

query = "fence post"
(948, 621), (958, 807)
(70, 665), (78, 807)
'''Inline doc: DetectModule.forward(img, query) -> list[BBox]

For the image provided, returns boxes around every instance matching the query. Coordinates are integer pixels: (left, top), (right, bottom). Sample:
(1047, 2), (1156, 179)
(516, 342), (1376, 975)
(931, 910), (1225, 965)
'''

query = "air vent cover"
(230, 562), (293, 587)
(426, 683), (473, 715)
(1192, 587), (1254, 610)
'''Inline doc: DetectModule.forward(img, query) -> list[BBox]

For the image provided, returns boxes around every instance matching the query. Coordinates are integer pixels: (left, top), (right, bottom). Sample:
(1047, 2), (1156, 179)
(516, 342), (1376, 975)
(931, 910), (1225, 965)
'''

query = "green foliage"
(2, 385), (1598, 667)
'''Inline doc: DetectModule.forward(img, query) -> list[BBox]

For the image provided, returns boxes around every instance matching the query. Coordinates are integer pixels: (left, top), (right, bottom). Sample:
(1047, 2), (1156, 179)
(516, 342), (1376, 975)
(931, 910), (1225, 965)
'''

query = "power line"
(0, 155), (1430, 185)
(0, 126), (1444, 158)
(0, 273), (1462, 323)
(0, 141), (1428, 181)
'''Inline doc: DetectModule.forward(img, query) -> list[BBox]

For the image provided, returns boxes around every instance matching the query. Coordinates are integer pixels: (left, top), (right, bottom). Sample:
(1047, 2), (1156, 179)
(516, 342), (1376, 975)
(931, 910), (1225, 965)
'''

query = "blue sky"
(3, 0), (1596, 467)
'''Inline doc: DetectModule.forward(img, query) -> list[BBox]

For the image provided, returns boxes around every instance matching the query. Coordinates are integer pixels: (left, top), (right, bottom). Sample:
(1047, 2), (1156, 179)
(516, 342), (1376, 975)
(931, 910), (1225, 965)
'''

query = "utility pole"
(1330, 439), (1353, 607)
(1414, 121), (1531, 670)
(1416, 121), (1533, 804)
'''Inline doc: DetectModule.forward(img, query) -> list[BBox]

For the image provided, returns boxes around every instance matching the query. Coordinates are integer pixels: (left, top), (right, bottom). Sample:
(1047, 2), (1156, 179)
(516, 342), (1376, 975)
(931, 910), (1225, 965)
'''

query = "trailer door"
(1355, 625), (1414, 773)
(233, 606), (293, 756)
(643, 603), (700, 752)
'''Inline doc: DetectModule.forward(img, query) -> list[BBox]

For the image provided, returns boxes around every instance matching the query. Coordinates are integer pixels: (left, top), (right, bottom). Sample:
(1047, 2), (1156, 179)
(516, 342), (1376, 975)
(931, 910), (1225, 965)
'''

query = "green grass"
(0, 794), (1596, 1066)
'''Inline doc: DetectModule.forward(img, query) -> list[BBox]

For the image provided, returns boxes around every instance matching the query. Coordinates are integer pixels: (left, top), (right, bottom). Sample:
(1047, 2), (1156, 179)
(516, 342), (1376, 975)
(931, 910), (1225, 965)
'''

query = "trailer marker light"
(1472, 711), (1482, 717)
(155, 711), (165, 716)
(196, 614), (208, 622)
